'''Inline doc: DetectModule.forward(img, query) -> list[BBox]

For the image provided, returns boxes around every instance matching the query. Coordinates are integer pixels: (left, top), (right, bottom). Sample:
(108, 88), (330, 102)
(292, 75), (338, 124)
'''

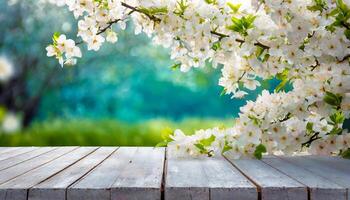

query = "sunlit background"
(0, 0), (276, 146)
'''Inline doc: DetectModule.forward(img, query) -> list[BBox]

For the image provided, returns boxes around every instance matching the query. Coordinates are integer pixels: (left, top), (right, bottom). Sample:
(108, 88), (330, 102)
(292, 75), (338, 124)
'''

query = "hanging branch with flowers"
(47, 0), (350, 159)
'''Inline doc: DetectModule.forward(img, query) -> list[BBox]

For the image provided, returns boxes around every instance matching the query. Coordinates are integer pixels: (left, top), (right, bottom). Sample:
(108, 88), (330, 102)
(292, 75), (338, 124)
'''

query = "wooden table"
(0, 147), (348, 200)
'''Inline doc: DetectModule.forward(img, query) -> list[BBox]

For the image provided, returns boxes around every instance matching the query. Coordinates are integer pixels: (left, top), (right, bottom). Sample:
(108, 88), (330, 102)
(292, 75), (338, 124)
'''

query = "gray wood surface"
(225, 152), (308, 200)
(280, 155), (350, 200)
(262, 156), (347, 200)
(308, 155), (350, 173)
(0, 147), (95, 200)
(166, 149), (257, 200)
(29, 147), (117, 200)
(0, 147), (38, 161)
(0, 147), (77, 185)
(0, 147), (348, 200)
(0, 147), (56, 171)
(110, 147), (165, 200)
(0, 148), (22, 156)
(68, 147), (165, 200)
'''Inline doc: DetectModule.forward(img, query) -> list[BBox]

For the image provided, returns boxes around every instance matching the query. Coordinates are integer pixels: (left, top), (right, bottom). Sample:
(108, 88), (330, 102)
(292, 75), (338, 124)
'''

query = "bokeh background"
(0, 0), (276, 146)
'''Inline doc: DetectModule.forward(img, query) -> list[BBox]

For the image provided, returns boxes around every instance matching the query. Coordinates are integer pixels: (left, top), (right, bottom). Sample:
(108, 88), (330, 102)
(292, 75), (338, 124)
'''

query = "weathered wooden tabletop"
(0, 147), (348, 200)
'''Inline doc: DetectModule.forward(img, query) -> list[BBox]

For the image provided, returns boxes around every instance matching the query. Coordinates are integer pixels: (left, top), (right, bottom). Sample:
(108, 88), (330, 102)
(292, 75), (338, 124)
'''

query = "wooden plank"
(166, 149), (257, 200)
(225, 152), (307, 200)
(111, 147), (165, 200)
(0, 147), (38, 161)
(29, 147), (117, 200)
(308, 156), (350, 173)
(280, 156), (350, 200)
(0, 147), (57, 171)
(67, 147), (165, 200)
(0, 147), (22, 155)
(262, 156), (347, 200)
(0, 147), (97, 200)
(0, 147), (77, 185)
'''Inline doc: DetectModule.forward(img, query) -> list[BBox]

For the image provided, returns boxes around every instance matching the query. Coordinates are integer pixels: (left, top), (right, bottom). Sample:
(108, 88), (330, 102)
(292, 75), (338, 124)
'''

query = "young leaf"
(170, 63), (181, 70)
(227, 2), (241, 13)
(323, 91), (342, 107)
(254, 144), (267, 160)
(199, 134), (216, 147)
(221, 141), (232, 154)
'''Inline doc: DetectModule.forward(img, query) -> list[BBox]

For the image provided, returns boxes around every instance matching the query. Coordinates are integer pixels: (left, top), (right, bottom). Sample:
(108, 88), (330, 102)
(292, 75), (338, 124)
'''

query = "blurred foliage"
(0, 118), (233, 146)
(0, 0), (251, 124)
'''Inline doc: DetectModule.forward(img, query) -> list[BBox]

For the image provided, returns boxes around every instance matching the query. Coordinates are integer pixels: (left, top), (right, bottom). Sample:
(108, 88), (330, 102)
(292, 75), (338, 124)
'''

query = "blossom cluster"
(46, 34), (81, 66)
(48, 0), (350, 158)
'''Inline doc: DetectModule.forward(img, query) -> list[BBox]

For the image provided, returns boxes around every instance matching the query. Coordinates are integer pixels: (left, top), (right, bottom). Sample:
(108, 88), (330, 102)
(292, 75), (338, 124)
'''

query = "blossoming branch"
(47, 0), (350, 159)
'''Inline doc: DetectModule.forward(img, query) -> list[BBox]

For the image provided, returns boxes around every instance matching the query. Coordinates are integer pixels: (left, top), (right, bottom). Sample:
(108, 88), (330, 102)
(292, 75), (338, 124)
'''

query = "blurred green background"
(0, 0), (274, 146)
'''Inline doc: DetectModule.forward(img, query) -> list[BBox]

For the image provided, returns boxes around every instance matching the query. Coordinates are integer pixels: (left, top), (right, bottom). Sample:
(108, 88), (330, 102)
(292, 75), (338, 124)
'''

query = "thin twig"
(210, 31), (270, 49)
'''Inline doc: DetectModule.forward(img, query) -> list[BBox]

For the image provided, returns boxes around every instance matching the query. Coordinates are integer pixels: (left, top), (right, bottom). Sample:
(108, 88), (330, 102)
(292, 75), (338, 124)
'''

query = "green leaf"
(211, 41), (221, 51)
(52, 32), (60, 45)
(254, 144), (267, 160)
(307, 0), (328, 12)
(227, 2), (241, 13)
(199, 134), (216, 147)
(275, 79), (289, 92)
(329, 127), (343, 135)
(341, 148), (350, 159)
(194, 143), (207, 153)
(204, 0), (217, 4)
(248, 115), (261, 126)
(276, 68), (289, 80)
(330, 111), (345, 124)
(221, 141), (232, 154)
(170, 63), (181, 70)
(306, 122), (314, 134)
(227, 14), (256, 36)
(344, 29), (350, 40)
(275, 69), (290, 92)
(220, 88), (227, 96)
(174, 0), (188, 16)
(323, 91), (343, 107)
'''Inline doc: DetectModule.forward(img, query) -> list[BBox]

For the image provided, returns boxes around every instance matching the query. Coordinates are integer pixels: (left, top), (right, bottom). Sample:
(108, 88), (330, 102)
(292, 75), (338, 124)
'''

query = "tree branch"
(210, 31), (270, 49)
(121, 2), (161, 22)
(338, 54), (350, 63)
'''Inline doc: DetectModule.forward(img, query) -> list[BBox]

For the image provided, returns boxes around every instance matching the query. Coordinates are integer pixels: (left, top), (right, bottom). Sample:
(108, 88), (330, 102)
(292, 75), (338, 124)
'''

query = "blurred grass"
(0, 118), (233, 146)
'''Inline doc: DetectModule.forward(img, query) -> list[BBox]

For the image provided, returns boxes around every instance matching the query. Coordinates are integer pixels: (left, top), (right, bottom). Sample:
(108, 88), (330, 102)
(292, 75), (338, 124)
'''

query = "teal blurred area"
(0, 0), (273, 146)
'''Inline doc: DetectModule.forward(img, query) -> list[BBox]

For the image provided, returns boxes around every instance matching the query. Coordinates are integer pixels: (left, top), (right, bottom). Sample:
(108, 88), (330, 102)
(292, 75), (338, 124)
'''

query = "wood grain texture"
(0, 147), (96, 200)
(0, 147), (56, 171)
(262, 156), (347, 200)
(0, 147), (77, 185)
(308, 155), (350, 173)
(68, 147), (165, 200)
(111, 147), (165, 200)
(29, 147), (117, 200)
(0, 148), (22, 156)
(0, 147), (38, 161)
(225, 152), (307, 200)
(280, 155), (350, 200)
(166, 149), (257, 200)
